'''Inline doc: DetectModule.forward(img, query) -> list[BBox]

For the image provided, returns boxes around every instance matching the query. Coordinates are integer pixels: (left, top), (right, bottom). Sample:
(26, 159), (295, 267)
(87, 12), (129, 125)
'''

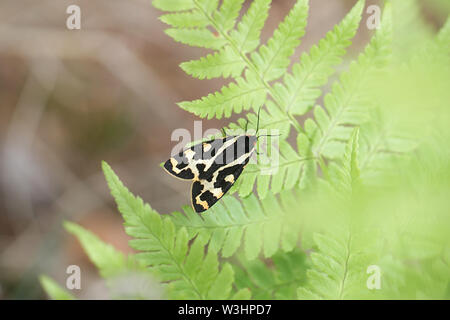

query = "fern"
(326, 128), (361, 196)
(280, 0), (365, 115)
(234, 249), (308, 299)
(297, 230), (379, 300)
(358, 115), (417, 185)
(170, 191), (303, 260)
(251, 0), (308, 82)
(39, 1), (450, 301)
(180, 46), (245, 79)
(234, 133), (314, 199)
(157, 0), (371, 196)
(102, 161), (247, 299)
(307, 3), (392, 160)
(39, 276), (75, 300)
(64, 221), (143, 279)
(179, 70), (267, 119)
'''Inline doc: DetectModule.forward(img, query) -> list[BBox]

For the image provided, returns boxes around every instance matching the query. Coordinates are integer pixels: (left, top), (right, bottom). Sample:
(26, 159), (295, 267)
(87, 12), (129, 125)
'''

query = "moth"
(163, 109), (276, 213)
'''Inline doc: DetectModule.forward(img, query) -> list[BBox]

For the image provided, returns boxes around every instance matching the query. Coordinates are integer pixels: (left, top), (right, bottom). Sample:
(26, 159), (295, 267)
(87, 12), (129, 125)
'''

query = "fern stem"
(337, 234), (351, 299)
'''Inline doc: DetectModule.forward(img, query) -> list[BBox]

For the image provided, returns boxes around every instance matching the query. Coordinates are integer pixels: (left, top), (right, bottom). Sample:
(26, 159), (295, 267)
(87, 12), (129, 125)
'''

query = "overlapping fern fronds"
(102, 162), (250, 300)
(170, 191), (304, 260)
(155, 0), (395, 196)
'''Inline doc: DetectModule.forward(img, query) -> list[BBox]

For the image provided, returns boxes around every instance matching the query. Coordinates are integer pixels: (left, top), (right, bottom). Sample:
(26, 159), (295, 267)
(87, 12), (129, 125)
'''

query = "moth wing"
(163, 152), (197, 180)
(163, 137), (231, 180)
(191, 161), (247, 213)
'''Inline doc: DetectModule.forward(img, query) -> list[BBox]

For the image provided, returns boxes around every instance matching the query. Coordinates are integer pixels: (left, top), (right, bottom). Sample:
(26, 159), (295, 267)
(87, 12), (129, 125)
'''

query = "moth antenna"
(244, 118), (249, 134)
(256, 106), (262, 135)
(221, 127), (227, 137)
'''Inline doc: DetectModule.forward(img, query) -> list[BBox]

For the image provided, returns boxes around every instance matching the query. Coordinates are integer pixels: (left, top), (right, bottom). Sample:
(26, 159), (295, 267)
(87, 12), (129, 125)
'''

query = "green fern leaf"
(281, 0), (364, 115)
(327, 128), (360, 195)
(215, 0), (246, 32)
(160, 10), (210, 28)
(180, 46), (245, 79)
(178, 70), (266, 119)
(64, 221), (142, 279)
(39, 275), (76, 300)
(153, 0), (195, 12)
(196, 0), (220, 15)
(231, 0), (271, 53)
(227, 100), (291, 139)
(297, 230), (378, 299)
(251, 0), (309, 81)
(165, 28), (226, 49)
(236, 133), (313, 199)
(232, 288), (252, 300)
(234, 249), (308, 299)
(309, 3), (392, 160)
(102, 161), (241, 299)
(358, 117), (417, 185)
(170, 192), (302, 260)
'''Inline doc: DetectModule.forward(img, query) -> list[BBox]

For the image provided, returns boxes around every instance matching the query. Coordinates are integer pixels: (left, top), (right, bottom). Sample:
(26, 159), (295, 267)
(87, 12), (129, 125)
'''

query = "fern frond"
(309, 3), (392, 160)
(251, 0), (309, 81)
(215, 0), (246, 32)
(170, 192), (302, 260)
(39, 276), (76, 300)
(327, 128), (360, 195)
(234, 249), (308, 299)
(64, 221), (142, 279)
(297, 230), (378, 299)
(160, 10), (210, 28)
(392, 0), (433, 61)
(236, 133), (313, 199)
(102, 161), (239, 299)
(231, 0), (271, 53)
(227, 100), (291, 139)
(153, 0), (195, 12)
(280, 0), (364, 115)
(180, 46), (245, 79)
(358, 118), (417, 185)
(165, 28), (227, 49)
(178, 70), (266, 119)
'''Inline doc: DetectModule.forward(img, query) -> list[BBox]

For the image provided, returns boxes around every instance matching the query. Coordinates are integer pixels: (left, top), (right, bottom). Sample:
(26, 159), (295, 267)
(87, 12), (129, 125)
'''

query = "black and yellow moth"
(163, 109), (276, 213)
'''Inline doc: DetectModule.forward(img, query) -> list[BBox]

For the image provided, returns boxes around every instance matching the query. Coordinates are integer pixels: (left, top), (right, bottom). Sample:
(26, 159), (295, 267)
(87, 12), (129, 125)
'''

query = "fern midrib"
(205, 86), (266, 109)
(313, 65), (369, 158)
(285, 35), (346, 114)
(261, 116), (290, 128)
(236, 6), (260, 53)
(202, 58), (244, 69)
(193, 0), (302, 133)
(260, 14), (306, 80)
(359, 132), (386, 171)
(337, 234), (351, 299)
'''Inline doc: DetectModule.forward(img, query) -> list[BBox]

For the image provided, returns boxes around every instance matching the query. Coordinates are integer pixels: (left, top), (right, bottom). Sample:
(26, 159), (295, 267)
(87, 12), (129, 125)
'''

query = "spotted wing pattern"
(191, 156), (249, 213)
(163, 136), (236, 180)
(164, 135), (257, 213)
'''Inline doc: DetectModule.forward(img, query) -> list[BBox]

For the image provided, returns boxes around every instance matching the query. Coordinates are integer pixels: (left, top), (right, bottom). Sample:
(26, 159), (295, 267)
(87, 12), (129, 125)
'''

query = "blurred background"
(0, 0), (448, 299)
